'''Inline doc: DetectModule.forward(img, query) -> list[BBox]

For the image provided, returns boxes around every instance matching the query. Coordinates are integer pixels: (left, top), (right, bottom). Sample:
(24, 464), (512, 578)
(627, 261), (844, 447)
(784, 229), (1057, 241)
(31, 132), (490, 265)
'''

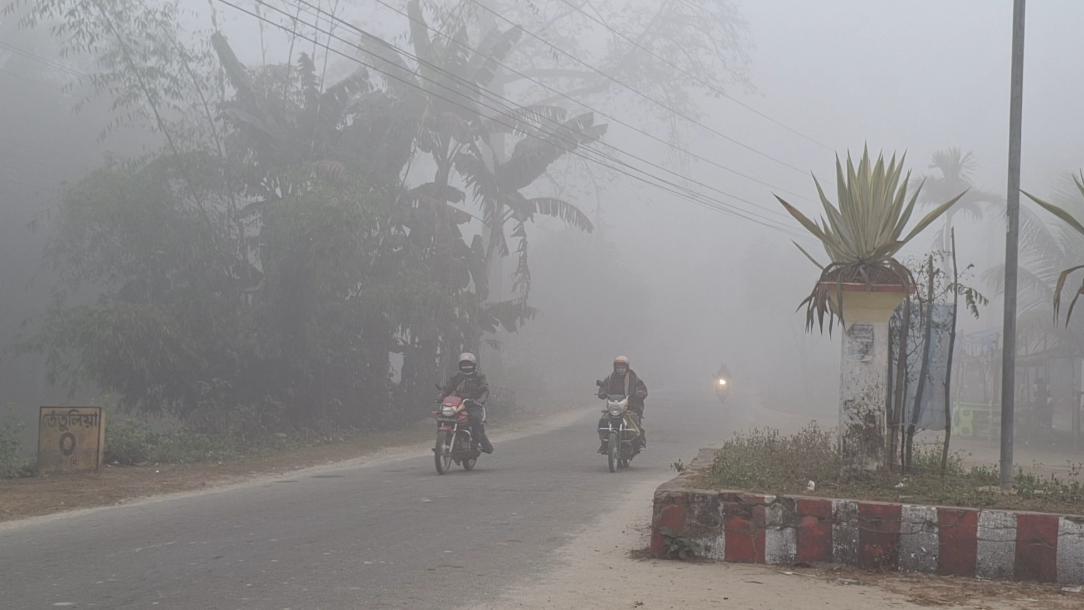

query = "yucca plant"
(1022, 171), (1084, 325)
(776, 148), (966, 331)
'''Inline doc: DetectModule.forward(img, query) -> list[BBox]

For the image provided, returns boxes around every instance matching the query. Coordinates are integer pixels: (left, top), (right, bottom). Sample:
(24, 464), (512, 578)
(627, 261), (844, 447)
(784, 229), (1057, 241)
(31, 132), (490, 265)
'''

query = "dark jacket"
(441, 372), (490, 404)
(599, 369), (647, 408)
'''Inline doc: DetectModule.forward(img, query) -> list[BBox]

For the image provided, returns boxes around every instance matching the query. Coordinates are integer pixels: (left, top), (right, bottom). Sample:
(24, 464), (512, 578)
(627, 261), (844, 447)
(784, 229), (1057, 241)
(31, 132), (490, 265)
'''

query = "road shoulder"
(465, 476), (1078, 610)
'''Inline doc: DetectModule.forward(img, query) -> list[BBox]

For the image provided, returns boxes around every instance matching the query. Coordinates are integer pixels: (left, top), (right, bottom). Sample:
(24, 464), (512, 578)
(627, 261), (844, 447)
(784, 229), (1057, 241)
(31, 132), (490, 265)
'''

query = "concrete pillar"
(833, 284), (908, 471)
(839, 320), (889, 470)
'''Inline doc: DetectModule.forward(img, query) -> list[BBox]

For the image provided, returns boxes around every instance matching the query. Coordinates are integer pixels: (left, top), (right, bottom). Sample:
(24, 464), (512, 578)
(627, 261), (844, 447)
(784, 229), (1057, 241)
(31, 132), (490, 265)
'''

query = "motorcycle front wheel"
(607, 432), (619, 473)
(435, 431), (453, 475)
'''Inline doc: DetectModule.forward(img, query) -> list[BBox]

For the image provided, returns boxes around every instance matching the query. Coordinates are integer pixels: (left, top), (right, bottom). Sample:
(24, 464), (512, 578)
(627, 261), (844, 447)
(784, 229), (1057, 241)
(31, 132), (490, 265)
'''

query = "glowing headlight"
(718, 379), (727, 386)
(608, 405), (623, 417)
(441, 405), (457, 417)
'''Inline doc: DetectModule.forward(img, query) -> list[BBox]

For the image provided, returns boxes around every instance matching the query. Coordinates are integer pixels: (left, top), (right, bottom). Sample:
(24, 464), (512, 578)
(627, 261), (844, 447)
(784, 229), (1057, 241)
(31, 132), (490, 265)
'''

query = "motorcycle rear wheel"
(435, 431), (453, 475)
(461, 436), (477, 471)
(607, 432), (618, 473)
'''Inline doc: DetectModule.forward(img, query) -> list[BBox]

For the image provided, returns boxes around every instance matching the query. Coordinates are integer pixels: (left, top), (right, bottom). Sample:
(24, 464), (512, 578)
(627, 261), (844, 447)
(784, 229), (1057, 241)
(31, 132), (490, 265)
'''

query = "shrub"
(0, 418), (34, 478)
(103, 418), (157, 465)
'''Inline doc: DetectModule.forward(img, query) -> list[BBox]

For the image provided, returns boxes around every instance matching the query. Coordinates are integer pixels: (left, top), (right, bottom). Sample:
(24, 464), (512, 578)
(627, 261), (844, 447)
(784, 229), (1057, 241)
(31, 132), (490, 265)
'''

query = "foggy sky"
(4, 0), (1084, 421)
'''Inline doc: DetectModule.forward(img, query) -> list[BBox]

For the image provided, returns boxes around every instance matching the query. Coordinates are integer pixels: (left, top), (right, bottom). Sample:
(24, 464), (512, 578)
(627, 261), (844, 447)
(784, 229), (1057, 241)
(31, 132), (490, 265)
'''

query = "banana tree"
(363, 1), (605, 388)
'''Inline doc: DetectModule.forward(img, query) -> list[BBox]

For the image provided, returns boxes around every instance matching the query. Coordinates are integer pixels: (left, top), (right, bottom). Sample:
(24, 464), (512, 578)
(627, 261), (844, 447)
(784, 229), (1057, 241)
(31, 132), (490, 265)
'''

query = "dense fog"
(3, 0), (1084, 445)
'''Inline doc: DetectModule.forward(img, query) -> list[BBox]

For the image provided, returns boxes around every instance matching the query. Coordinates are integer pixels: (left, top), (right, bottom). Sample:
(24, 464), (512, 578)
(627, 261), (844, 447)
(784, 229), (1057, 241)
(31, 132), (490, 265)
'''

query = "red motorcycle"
(432, 395), (484, 474)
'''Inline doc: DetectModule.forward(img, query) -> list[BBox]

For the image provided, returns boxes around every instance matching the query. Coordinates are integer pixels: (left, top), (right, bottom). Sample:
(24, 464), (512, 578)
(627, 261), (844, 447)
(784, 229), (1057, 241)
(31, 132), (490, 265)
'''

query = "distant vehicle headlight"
(718, 379), (727, 386)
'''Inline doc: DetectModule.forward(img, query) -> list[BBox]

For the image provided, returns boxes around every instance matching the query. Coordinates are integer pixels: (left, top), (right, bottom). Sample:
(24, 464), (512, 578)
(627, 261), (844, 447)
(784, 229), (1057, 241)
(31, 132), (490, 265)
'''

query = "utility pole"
(1000, 0), (1026, 489)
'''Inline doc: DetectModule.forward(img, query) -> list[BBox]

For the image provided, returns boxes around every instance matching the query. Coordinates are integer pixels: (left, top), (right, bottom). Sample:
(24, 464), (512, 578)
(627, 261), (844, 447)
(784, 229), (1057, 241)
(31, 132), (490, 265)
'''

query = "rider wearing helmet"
(596, 355), (648, 453)
(440, 353), (494, 454)
(715, 364), (731, 381)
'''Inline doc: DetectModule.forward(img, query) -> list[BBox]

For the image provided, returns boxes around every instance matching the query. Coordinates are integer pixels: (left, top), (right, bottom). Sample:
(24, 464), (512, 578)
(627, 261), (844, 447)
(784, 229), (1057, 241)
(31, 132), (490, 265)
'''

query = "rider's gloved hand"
(597, 392), (607, 399)
(634, 389), (647, 399)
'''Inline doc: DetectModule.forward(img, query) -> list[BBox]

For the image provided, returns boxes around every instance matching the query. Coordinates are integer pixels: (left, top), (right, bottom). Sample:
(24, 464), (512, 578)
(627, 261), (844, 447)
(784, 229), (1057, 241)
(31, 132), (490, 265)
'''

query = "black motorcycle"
(596, 380), (643, 472)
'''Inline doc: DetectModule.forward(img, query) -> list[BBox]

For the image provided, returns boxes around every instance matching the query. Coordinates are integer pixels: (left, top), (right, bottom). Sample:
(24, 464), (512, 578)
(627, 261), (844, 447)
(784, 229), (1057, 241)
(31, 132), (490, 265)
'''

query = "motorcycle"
(596, 380), (643, 473)
(432, 393), (485, 475)
(715, 376), (730, 403)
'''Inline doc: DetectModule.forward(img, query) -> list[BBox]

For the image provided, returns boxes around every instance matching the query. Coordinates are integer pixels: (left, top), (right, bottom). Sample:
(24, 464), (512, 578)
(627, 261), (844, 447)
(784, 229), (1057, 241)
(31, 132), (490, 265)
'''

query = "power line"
(0, 159), (58, 183)
(552, 0), (834, 152)
(1, 176), (58, 192)
(316, 0), (817, 208)
(0, 137), (92, 165)
(217, 0), (812, 240)
(458, 0), (813, 177)
(0, 41), (87, 78)
(0, 66), (64, 91)
(288, 0), (807, 223)
(234, 0), (812, 239)
(254, 0), (810, 238)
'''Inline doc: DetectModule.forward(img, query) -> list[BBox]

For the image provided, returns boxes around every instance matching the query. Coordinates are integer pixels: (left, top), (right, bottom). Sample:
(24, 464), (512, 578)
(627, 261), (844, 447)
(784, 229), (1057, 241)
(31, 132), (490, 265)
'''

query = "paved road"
(0, 387), (748, 609)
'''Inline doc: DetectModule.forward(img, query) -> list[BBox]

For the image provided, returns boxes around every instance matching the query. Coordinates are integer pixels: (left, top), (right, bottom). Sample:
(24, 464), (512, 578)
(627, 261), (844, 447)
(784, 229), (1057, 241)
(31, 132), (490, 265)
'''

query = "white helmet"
(613, 355), (629, 373)
(458, 352), (478, 374)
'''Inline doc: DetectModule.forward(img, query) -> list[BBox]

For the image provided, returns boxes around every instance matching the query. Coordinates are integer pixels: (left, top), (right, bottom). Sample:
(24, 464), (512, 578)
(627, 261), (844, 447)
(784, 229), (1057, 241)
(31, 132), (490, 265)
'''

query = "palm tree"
(915, 147), (1003, 251)
(979, 173), (1084, 367)
(1019, 173), (1084, 324)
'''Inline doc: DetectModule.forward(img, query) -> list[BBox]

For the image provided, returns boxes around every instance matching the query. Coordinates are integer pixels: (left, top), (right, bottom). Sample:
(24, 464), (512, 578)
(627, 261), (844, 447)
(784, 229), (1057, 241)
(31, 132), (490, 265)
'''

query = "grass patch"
(696, 424), (1084, 514)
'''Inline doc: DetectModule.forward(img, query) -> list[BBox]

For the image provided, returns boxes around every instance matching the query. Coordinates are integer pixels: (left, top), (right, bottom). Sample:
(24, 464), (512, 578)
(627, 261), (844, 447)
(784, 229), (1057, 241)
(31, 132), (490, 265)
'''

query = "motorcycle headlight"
(718, 379), (727, 386)
(608, 405), (623, 417)
(441, 405), (457, 417)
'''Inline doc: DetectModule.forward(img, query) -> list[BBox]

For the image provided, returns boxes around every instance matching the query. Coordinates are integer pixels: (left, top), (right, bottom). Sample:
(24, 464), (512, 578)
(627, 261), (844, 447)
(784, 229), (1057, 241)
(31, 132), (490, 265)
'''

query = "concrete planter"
(825, 281), (910, 471)
(824, 282), (910, 326)
(651, 450), (1084, 584)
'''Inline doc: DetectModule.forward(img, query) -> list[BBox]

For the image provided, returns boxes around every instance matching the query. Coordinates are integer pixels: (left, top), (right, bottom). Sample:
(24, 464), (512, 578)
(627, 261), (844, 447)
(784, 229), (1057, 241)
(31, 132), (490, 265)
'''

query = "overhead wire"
(337, 0), (818, 206)
(0, 158), (59, 183)
(0, 41), (88, 78)
(253, 0), (814, 239)
(0, 66), (64, 91)
(457, 0), (814, 177)
(217, 0), (815, 241)
(551, 0), (835, 152)
(1, 176), (58, 192)
(288, 0), (806, 224)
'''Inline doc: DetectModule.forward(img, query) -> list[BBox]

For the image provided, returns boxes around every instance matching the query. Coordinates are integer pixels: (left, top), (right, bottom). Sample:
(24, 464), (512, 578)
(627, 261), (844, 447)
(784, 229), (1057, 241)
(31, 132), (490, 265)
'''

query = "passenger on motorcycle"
(439, 353), (494, 454)
(597, 355), (648, 453)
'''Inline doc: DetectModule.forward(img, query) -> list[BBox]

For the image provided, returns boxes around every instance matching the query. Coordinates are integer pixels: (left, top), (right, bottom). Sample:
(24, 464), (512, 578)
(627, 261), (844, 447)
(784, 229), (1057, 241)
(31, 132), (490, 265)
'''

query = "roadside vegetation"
(697, 424), (1084, 514)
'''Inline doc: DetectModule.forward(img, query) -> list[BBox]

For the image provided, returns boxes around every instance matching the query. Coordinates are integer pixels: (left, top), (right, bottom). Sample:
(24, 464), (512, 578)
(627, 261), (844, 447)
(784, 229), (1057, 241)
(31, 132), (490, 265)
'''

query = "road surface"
(0, 387), (749, 609)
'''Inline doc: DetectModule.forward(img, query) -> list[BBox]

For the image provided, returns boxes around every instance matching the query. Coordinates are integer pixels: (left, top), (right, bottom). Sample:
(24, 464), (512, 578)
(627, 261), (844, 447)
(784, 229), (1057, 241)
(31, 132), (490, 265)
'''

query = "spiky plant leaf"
(1021, 173), (1084, 324)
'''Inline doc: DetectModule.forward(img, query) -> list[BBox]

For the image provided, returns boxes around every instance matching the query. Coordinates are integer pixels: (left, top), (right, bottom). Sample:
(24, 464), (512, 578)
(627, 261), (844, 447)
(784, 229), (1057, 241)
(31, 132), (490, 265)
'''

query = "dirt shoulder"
(0, 406), (585, 523)
(468, 477), (1081, 610)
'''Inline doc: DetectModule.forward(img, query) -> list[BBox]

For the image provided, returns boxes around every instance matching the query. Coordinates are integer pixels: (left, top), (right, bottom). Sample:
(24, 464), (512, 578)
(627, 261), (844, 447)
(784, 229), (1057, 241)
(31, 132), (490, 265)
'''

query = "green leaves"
(778, 148), (965, 266)
(778, 148), (962, 333)
(657, 527), (703, 561)
(1023, 173), (1084, 325)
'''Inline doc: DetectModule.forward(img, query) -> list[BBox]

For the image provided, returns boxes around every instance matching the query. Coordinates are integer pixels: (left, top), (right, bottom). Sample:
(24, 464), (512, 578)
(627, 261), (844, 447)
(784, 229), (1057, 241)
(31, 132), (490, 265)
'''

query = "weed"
(0, 417), (33, 478)
(658, 527), (702, 560)
(698, 424), (1084, 514)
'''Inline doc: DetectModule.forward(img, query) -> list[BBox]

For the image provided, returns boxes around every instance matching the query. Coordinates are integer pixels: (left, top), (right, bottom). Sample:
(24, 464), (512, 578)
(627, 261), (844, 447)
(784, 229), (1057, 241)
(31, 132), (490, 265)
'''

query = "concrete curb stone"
(651, 447), (1084, 585)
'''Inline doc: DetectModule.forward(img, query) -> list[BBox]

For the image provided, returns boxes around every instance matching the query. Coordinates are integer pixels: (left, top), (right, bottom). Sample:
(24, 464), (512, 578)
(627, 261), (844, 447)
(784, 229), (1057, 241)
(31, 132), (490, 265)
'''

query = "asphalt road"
(0, 386), (749, 610)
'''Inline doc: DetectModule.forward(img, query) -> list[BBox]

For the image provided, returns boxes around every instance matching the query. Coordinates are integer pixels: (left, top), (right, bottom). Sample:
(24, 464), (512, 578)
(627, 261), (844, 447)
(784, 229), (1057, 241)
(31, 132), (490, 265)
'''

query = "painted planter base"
(652, 449), (1084, 584)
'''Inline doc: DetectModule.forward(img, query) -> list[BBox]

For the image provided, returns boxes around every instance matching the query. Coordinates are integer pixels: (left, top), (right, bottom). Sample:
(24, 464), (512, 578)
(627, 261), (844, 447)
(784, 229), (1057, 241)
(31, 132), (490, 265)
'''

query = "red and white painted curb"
(651, 488), (1084, 584)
